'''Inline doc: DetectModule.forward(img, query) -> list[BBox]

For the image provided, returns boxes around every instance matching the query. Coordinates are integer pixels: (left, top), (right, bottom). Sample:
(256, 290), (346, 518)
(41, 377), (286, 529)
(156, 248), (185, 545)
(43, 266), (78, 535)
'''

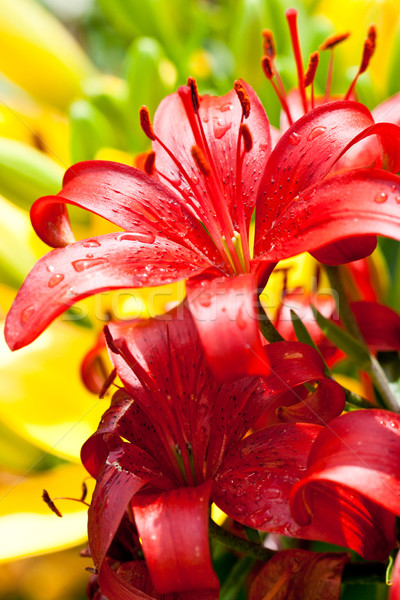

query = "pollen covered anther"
(191, 145), (211, 176)
(187, 76), (200, 114)
(261, 55), (274, 79)
(240, 123), (253, 152)
(319, 32), (350, 51)
(234, 80), (251, 118)
(261, 29), (276, 59)
(359, 38), (375, 74)
(139, 106), (156, 141)
(304, 51), (319, 87)
(144, 150), (156, 176)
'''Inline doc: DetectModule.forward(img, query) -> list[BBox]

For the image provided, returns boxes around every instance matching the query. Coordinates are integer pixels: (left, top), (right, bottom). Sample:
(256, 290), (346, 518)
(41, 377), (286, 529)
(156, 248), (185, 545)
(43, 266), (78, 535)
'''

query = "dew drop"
(395, 196), (400, 204)
(220, 102), (233, 112)
(213, 119), (232, 139)
(83, 239), (101, 248)
(289, 132), (301, 145)
(374, 192), (388, 204)
(21, 306), (34, 323)
(117, 232), (156, 244)
(307, 126), (326, 140)
(48, 273), (65, 288)
(293, 195), (300, 202)
(86, 253), (94, 258)
(72, 257), (109, 272)
(46, 265), (55, 273)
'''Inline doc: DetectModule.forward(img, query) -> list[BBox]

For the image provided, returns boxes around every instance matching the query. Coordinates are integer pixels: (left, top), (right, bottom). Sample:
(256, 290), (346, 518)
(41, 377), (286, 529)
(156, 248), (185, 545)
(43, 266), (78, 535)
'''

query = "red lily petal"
(186, 273), (267, 381)
(5, 233), (210, 350)
(31, 161), (222, 267)
(132, 481), (219, 594)
(99, 560), (218, 600)
(249, 549), (349, 600)
(352, 301), (400, 351)
(291, 410), (400, 525)
(255, 169), (400, 265)
(373, 92), (400, 126)
(88, 440), (167, 571)
(213, 422), (396, 560)
(255, 101), (377, 242)
(153, 82), (271, 231)
(261, 341), (344, 425)
(99, 559), (162, 600)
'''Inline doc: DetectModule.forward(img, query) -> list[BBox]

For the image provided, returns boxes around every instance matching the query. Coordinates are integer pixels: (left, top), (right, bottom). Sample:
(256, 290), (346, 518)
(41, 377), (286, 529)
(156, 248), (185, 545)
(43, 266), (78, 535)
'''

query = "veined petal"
(255, 101), (376, 242)
(351, 301), (400, 351)
(132, 481), (219, 594)
(31, 161), (221, 267)
(88, 441), (167, 570)
(255, 169), (400, 264)
(5, 233), (210, 350)
(373, 92), (400, 127)
(290, 410), (400, 523)
(214, 422), (396, 560)
(153, 82), (271, 231)
(186, 273), (267, 381)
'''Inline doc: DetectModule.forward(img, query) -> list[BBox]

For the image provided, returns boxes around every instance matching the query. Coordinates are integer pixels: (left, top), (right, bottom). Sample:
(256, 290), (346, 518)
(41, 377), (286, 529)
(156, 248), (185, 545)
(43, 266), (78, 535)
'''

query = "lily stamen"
(285, 8), (308, 113)
(345, 25), (377, 100)
(304, 51), (319, 109)
(262, 55), (293, 126)
(319, 32), (350, 101)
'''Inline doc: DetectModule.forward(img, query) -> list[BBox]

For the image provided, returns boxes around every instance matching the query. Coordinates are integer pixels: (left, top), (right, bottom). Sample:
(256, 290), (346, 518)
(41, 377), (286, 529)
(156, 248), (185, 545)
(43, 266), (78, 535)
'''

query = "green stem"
(257, 298), (285, 343)
(325, 265), (400, 412)
(219, 556), (256, 600)
(209, 519), (275, 561)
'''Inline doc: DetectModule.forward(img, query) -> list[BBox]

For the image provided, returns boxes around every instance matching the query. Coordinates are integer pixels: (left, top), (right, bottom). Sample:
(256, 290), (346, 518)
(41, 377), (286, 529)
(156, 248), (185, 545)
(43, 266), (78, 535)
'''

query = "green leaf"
(311, 305), (371, 369)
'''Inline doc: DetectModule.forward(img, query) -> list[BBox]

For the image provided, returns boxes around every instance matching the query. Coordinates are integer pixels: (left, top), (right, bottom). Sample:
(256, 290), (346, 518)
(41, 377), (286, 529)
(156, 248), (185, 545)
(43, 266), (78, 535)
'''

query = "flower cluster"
(5, 8), (400, 600)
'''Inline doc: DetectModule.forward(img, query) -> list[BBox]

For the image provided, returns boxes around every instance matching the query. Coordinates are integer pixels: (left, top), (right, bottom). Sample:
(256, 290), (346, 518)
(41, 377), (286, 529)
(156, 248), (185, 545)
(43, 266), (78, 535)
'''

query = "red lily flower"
(80, 306), (392, 598)
(290, 409), (400, 558)
(5, 68), (400, 360)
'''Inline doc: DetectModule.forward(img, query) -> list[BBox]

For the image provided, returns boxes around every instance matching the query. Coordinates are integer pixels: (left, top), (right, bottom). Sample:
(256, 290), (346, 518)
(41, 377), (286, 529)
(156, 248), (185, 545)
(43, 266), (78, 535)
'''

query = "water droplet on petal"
(307, 126), (326, 141)
(83, 239), (101, 248)
(21, 306), (34, 323)
(213, 118), (232, 139)
(374, 192), (388, 203)
(117, 232), (156, 244)
(48, 273), (65, 288)
(289, 132), (301, 145)
(220, 102), (233, 112)
(293, 195), (300, 201)
(86, 253), (94, 258)
(72, 257), (109, 272)
(395, 196), (400, 204)
(46, 265), (55, 273)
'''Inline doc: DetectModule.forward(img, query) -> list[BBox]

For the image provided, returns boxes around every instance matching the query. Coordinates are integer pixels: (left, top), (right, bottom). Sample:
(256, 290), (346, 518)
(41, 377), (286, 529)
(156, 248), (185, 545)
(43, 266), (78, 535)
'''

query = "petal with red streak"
(153, 82), (271, 232)
(290, 410), (400, 523)
(5, 233), (210, 350)
(255, 101), (377, 242)
(31, 161), (222, 267)
(132, 481), (219, 594)
(255, 169), (400, 265)
(213, 422), (396, 560)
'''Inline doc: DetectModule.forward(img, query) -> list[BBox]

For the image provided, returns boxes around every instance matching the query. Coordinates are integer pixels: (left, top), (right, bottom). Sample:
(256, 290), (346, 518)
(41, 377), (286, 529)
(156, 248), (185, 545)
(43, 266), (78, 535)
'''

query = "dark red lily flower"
(80, 306), (393, 598)
(6, 67), (400, 360)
